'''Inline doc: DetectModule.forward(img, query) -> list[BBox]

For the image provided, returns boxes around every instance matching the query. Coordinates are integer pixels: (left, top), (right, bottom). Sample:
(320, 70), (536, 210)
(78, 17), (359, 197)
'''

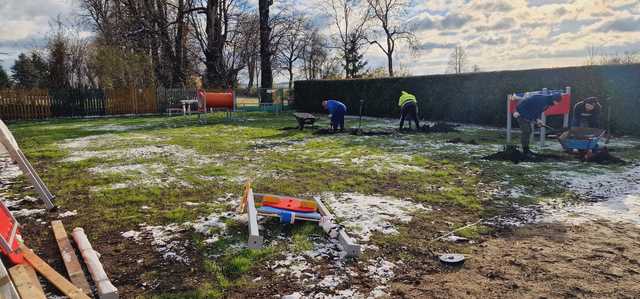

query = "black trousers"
(400, 102), (419, 129)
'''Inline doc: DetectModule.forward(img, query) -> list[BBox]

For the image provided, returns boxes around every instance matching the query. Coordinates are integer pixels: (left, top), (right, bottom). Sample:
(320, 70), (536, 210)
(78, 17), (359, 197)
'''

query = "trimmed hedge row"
(294, 64), (640, 134)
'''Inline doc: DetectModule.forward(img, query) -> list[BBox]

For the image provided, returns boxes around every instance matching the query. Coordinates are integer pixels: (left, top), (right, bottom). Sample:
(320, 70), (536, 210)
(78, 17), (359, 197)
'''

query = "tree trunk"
(288, 62), (293, 90)
(259, 0), (273, 95)
(388, 53), (394, 77)
(205, 0), (228, 88)
(172, 0), (185, 88)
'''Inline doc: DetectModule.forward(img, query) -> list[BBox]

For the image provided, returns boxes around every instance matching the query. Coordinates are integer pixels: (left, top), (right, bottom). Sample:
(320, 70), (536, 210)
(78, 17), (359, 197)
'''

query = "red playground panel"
(0, 203), (25, 264)
(508, 91), (571, 116)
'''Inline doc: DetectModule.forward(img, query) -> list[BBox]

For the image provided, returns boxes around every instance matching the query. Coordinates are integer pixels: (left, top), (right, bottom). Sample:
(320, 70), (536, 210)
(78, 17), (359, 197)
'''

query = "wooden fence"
(0, 87), (158, 121)
(0, 90), (52, 120)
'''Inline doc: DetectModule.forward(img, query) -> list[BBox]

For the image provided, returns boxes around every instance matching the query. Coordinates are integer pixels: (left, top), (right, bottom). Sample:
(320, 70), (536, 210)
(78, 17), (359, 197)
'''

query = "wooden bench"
(293, 113), (316, 130)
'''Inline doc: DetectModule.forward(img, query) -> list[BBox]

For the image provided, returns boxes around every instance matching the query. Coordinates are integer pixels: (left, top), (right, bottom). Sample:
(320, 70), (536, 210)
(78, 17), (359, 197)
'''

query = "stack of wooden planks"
(1, 221), (118, 299)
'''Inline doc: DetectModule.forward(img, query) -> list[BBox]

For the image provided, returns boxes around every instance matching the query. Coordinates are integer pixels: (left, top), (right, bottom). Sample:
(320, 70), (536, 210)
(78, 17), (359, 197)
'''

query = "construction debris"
(439, 253), (466, 265)
(17, 244), (90, 299)
(73, 227), (119, 299)
(239, 181), (361, 257)
(52, 221), (92, 295)
(0, 258), (20, 299)
(8, 264), (46, 299)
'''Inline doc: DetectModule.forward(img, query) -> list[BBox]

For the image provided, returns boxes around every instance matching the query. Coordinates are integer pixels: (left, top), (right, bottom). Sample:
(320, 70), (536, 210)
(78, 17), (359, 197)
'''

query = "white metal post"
(564, 86), (571, 128)
(246, 188), (263, 249)
(506, 95), (512, 143)
(540, 113), (546, 148)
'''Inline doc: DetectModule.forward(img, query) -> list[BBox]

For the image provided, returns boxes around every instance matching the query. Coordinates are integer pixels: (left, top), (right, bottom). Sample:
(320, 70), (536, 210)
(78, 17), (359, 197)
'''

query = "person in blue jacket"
(513, 92), (561, 156)
(322, 99), (347, 131)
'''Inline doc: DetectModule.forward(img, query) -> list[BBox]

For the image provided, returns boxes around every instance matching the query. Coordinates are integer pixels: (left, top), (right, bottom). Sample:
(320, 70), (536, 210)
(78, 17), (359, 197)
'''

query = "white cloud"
(1, 0), (639, 78)
(0, 0), (77, 70)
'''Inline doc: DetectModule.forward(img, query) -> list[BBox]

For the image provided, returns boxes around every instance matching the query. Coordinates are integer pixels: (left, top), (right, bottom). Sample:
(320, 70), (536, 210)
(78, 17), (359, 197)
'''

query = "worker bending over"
(398, 91), (420, 130)
(513, 92), (561, 156)
(322, 99), (347, 132)
(573, 97), (601, 128)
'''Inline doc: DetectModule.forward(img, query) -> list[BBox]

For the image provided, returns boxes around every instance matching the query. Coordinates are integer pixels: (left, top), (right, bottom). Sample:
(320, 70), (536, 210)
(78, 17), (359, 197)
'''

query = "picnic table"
(293, 113), (316, 130)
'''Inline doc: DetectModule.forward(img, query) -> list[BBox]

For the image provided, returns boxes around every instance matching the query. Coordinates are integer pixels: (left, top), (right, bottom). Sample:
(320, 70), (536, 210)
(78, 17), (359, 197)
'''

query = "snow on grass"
(122, 207), (239, 262)
(0, 155), (21, 182)
(12, 208), (46, 218)
(88, 163), (166, 175)
(272, 238), (398, 298)
(122, 223), (191, 264)
(62, 144), (217, 164)
(544, 164), (640, 225)
(84, 124), (151, 132)
(58, 210), (78, 218)
(320, 193), (430, 242)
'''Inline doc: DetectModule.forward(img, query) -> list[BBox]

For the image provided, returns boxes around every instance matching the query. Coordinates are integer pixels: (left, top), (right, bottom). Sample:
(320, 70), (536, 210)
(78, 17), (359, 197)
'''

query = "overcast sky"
(1, 0), (639, 78)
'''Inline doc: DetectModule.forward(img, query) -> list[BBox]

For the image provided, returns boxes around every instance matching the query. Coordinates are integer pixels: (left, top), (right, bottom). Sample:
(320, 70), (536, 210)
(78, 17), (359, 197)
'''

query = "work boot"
(522, 147), (535, 158)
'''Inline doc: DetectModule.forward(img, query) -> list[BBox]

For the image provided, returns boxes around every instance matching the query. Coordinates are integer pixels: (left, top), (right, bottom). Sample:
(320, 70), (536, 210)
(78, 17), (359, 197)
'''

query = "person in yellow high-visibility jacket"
(398, 91), (420, 130)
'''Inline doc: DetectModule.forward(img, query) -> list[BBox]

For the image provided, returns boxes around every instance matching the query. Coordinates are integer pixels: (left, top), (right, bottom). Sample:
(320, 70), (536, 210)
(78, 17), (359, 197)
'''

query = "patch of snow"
(545, 194), (640, 226)
(122, 223), (190, 264)
(368, 286), (389, 298)
(85, 124), (149, 132)
(12, 208), (46, 218)
(544, 165), (640, 225)
(121, 230), (142, 241)
(88, 163), (166, 175)
(0, 156), (21, 181)
(366, 258), (395, 284)
(321, 193), (430, 241)
(59, 210), (78, 218)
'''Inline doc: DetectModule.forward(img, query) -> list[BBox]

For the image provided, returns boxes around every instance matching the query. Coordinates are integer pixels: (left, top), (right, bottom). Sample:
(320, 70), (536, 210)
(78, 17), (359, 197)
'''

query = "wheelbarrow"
(558, 127), (609, 161)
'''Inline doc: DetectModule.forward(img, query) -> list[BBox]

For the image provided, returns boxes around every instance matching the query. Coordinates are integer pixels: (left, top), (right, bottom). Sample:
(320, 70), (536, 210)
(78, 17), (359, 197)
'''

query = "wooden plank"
(246, 188), (263, 249)
(314, 197), (361, 257)
(0, 258), (20, 299)
(51, 221), (92, 295)
(9, 264), (46, 299)
(18, 244), (90, 299)
(72, 228), (118, 299)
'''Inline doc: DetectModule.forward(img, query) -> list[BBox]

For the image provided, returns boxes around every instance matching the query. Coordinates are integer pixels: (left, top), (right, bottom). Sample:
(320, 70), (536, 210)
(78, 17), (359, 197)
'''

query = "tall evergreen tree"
(11, 52), (49, 89)
(31, 52), (49, 88)
(344, 32), (367, 78)
(0, 65), (10, 88)
(48, 33), (70, 88)
(11, 53), (36, 88)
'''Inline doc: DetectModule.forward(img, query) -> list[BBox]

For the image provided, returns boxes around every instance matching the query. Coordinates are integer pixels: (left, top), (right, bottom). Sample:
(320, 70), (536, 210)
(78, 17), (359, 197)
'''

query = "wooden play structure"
(506, 87), (571, 147)
(238, 181), (361, 257)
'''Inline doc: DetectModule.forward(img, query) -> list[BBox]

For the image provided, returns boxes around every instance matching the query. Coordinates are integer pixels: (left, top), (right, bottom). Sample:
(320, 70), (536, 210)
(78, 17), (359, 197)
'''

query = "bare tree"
(323, 0), (370, 78)
(447, 46), (468, 74)
(275, 13), (309, 89)
(365, 0), (415, 77)
(599, 50), (639, 65)
(585, 45), (601, 66)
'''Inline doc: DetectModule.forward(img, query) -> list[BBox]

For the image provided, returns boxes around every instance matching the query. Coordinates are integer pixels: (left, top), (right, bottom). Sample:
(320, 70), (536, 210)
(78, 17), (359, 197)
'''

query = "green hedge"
(294, 64), (640, 135)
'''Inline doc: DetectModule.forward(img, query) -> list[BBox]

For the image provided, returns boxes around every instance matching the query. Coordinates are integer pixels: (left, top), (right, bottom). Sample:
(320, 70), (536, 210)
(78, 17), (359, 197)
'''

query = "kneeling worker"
(322, 99), (347, 131)
(513, 92), (562, 156)
(398, 91), (420, 130)
(573, 97), (601, 128)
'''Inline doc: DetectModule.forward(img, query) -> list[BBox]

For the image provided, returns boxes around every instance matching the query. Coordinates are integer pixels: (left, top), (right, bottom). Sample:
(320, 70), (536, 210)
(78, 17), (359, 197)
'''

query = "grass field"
(3, 112), (640, 298)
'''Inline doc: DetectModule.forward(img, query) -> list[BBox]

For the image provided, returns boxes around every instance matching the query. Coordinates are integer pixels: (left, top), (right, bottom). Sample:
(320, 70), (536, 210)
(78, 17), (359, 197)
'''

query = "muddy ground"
(395, 221), (640, 298)
(2, 114), (640, 298)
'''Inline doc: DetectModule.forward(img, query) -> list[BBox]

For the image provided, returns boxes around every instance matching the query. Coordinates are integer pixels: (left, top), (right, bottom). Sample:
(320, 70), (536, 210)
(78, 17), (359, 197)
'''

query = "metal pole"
(506, 95), (512, 143)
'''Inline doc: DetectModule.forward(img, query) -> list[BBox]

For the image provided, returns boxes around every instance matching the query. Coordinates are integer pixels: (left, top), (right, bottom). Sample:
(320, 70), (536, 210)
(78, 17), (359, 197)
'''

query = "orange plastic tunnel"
(198, 90), (235, 110)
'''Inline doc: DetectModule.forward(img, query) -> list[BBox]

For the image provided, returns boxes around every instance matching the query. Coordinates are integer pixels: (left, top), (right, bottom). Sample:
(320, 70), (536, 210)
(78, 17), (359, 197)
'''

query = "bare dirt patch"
(392, 221), (640, 298)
